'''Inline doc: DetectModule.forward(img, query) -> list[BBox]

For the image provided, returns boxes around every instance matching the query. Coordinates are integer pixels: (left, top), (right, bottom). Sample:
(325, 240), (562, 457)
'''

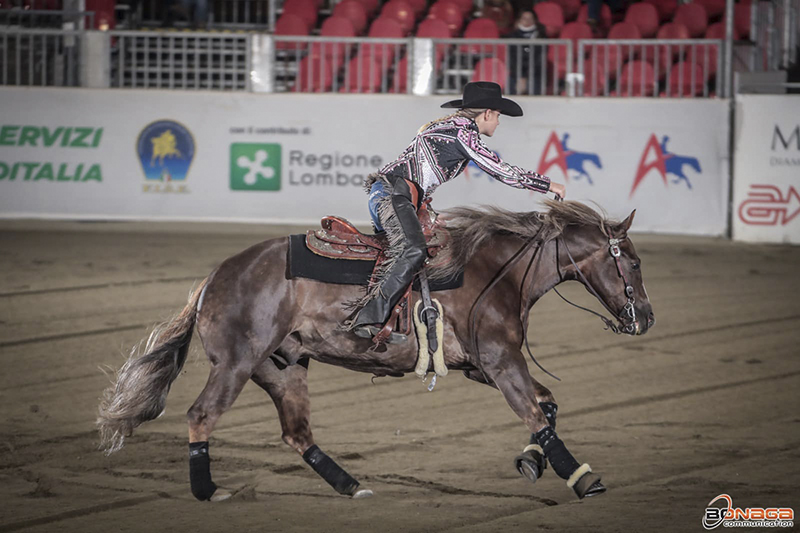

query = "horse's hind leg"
(251, 356), (372, 499)
(186, 359), (254, 502)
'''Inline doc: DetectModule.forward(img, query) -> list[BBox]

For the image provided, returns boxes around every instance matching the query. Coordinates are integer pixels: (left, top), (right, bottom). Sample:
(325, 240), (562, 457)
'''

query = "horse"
(565, 151), (603, 185)
(97, 200), (655, 503)
(664, 154), (701, 189)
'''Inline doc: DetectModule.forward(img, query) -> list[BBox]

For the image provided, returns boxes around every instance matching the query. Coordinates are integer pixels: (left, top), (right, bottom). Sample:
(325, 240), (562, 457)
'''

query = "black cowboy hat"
(440, 81), (523, 117)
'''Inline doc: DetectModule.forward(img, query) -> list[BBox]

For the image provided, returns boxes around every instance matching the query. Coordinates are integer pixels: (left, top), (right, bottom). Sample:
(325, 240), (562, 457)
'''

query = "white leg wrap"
(566, 463), (592, 489)
(431, 299), (447, 377)
(413, 300), (430, 379)
(522, 444), (543, 455)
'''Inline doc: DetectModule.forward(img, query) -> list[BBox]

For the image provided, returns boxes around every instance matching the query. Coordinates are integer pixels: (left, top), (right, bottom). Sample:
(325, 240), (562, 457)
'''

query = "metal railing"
(0, 28), (82, 87)
(0, 9), (95, 29)
(109, 30), (251, 90)
(431, 38), (573, 96)
(578, 39), (723, 97)
(273, 36), (409, 93)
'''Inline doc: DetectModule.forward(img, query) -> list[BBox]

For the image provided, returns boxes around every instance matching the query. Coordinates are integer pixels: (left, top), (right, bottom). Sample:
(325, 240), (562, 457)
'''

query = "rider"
(350, 81), (566, 339)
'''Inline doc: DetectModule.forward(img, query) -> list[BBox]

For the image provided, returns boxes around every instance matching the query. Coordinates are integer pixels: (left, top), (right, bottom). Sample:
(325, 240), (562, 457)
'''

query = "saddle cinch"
(305, 198), (449, 343)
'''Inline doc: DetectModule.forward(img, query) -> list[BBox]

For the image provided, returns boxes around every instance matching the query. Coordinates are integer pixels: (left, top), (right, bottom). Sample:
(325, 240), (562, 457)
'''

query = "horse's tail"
(97, 276), (209, 455)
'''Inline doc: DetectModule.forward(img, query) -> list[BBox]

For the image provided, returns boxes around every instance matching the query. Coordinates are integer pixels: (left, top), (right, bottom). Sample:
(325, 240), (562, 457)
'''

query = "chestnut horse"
(97, 200), (654, 502)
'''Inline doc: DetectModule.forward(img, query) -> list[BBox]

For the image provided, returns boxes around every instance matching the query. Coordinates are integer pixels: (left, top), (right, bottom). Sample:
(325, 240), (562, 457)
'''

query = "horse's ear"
(617, 210), (636, 235)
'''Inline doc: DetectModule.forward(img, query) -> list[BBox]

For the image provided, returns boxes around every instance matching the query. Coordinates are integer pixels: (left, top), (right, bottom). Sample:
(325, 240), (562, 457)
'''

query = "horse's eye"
(632, 263), (640, 271)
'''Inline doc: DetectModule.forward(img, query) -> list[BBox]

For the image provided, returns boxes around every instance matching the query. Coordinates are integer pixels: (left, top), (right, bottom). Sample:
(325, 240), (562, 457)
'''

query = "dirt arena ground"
(1, 219), (798, 533)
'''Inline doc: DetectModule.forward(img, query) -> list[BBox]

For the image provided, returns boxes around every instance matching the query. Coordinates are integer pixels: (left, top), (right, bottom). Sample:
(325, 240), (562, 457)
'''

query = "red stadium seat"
(705, 21), (741, 41)
(274, 14), (310, 51)
(333, 0), (369, 35)
(734, 3), (752, 40)
(652, 22), (690, 68)
(607, 21), (643, 59)
(559, 22), (593, 57)
(577, 3), (612, 32)
(617, 60), (656, 96)
(624, 3), (659, 38)
(405, 0), (428, 19)
(534, 2), (565, 37)
(673, 3), (708, 38)
(427, 1), (464, 35)
(657, 21), (690, 40)
(450, 0), (475, 16)
(381, 0), (416, 35)
(365, 18), (405, 60)
(643, 0), (677, 23)
(693, 0), (725, 20)
(294, 56), (336, 92)
(416, 17), (451, 37)
(472, 57), (507, 89)
(581, 58), (608, 95)
(390, 55), (409, 92)
(341, 55), (385, 92)
(480, 2), (514, 34)
(666, 61), (705, 96)
(587, 45), (622, 79)
(282, 0), (318, 31)
(355, 0), (380, 16)
(460, 17), (500, 53)
(547, 42), (573, 81)
(312, 16), (356, 66)
(553, 0), (581, 22)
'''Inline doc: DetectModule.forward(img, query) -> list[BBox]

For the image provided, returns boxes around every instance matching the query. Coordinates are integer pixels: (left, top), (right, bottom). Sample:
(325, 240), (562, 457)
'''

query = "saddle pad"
(287, 234), (463, 290)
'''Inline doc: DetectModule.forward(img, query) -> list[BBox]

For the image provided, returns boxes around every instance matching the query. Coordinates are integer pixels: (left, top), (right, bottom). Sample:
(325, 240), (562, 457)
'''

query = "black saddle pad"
(287, 234), (463, 290)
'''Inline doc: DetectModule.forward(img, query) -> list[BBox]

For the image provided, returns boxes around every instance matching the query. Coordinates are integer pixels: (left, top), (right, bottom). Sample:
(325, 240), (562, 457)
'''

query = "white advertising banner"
(733, 95), (800, 244)
(0, 88), (729, 235)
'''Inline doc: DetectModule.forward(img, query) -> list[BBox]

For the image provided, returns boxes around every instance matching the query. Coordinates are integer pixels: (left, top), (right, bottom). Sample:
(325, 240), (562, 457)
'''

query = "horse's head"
(560, 210), (655, 336)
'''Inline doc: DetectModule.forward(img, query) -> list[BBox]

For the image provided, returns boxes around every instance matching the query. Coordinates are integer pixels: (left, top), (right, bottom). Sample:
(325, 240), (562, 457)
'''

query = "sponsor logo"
(136, 120), (195, 193)
(738, 184), (800, 226)
(537, 131), (602, 185)
(0, 124), (104, 183)
(230, 143), (282, 191)
(631, 134), (701, 197)
(286, 150), (382, 187)
(770, 125), (800, 167)
(703, 494), (794, 530)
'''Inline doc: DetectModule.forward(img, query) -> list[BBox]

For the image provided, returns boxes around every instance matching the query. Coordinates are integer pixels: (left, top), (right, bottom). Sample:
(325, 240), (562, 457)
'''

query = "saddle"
(305, 198), (449, 342)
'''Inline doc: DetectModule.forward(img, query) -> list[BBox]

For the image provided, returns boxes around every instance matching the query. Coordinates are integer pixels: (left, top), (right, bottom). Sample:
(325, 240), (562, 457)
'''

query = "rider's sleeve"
(455, 129), (551, 193)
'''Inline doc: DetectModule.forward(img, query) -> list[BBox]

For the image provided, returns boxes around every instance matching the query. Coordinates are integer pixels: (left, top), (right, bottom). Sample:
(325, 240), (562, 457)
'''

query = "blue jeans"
(368, 181), (390, 232)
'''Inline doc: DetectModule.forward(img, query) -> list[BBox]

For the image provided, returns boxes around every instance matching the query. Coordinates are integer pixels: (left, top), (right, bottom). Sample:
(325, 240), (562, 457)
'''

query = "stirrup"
(353, 325), (407, 345)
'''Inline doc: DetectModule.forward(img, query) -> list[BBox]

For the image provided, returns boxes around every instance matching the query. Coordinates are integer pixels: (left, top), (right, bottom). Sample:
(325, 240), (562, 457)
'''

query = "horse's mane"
(428, 199), (619, 280)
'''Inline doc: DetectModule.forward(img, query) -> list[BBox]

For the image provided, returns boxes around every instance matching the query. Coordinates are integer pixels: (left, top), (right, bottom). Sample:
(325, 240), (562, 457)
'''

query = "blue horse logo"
(562, 133), (603, 185)
(660, 136), (701, 190)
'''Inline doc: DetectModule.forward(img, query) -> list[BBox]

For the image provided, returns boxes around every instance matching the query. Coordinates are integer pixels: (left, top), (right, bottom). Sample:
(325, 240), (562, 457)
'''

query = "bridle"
(554, 233), (638, 336)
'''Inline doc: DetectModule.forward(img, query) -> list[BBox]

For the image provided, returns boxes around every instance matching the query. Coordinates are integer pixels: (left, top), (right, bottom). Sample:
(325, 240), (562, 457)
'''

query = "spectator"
(506, 10), (546, 95)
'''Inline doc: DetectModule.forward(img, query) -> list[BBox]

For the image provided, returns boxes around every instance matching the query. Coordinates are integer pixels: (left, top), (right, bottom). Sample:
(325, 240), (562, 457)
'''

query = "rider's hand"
(549, 182), (566, 200)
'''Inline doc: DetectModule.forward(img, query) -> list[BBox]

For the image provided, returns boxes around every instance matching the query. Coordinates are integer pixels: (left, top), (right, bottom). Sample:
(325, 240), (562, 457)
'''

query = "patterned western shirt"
(378, 116), (551, 197)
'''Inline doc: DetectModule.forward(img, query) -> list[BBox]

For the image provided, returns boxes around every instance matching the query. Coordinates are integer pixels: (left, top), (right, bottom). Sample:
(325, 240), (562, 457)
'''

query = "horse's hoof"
(514, 450), (545, 484)
(209, 488), (233, 502)
(572, 472), (606, 499)
(352, 488), (374, 499)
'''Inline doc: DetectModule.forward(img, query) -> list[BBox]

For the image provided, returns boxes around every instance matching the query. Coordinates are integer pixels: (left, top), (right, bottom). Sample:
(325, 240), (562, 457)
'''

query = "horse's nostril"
(647, 312), (656, 326)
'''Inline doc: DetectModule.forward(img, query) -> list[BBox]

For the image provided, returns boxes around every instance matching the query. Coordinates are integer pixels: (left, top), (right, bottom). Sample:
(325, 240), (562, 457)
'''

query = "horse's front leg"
(481, 349), (605, 499)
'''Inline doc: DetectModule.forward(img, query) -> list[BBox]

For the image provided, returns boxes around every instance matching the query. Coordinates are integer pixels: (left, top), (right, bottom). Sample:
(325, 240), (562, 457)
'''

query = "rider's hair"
(418, 108), (488, 134)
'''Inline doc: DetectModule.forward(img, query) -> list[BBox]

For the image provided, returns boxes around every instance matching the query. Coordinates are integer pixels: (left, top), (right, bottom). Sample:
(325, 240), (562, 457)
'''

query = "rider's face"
(478, 110), (501, 137)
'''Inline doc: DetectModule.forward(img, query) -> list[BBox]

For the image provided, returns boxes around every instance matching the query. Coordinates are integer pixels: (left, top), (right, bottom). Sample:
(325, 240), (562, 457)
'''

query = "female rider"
(350, 81), (566, 340)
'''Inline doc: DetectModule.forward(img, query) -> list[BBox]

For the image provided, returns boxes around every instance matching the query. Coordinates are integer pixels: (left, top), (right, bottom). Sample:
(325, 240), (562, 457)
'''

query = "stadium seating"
(416, 17), (452, 38)
(427, 1), (464, 35)
(534, 2), (565, 37)
(333, 0), (369, 35)
(390, 55), (409, 92)
(405, 0), (428, 19)
(553, 0), (581, 22)
(673, 3), (708, 37)
(460, 17), (500, 54)
(341, 54), (386, 92)
(706, 21), (741, 41)
(581, 58), (607, 95)
(275, 14), (310, 50)
(616, 60), (656, 96)
(577, 3), (612, 32)
(313, 16), (356, 66)
(560, 21), (594, 55)
(471, 57), (507, 89)
(356, 0), (381, 17)
(450, 0), (475, 17)
(693, 0), (725, 20)
(624, 3), (660, 38)
(365, 17), (405, 60)
(294, 55), (336, 92)
(734, 2), (752, 39)
(381, 0), (416, 35)
(666, 61), (706, 96)
(282, 0), (318, 31)
(643, 0), (678, 23)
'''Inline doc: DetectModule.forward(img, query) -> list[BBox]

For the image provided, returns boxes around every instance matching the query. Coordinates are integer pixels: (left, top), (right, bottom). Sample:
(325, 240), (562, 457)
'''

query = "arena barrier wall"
(733, 95), (800, 244)
(0, 87), (730, 235)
